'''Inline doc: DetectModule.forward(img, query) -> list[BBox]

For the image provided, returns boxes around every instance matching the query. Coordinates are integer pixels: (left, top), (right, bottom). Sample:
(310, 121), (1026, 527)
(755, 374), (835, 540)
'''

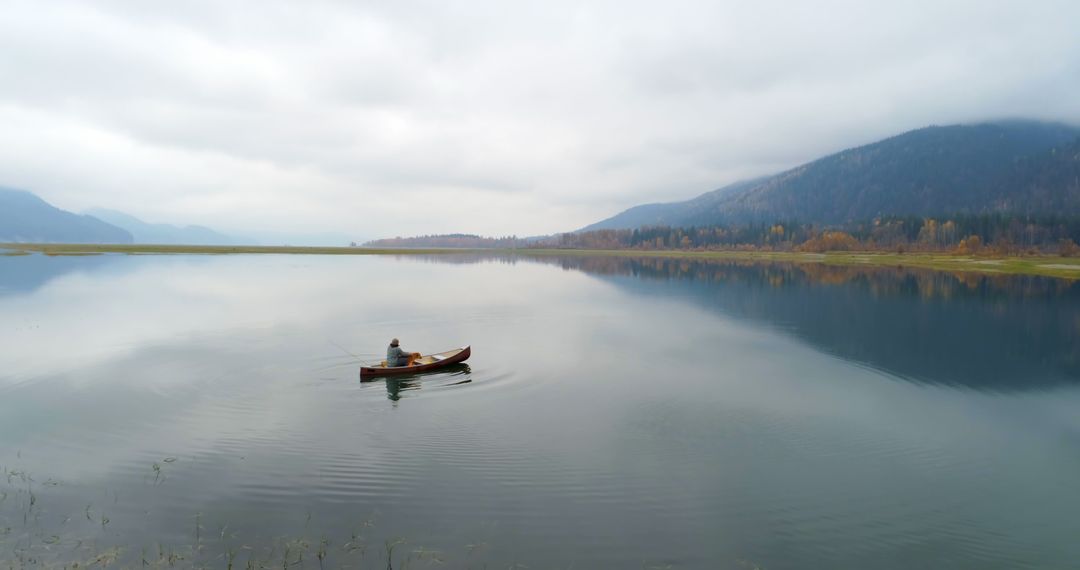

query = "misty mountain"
(580, 177), (766, 232)
(85, 208), (235, 245)
(585, 121), (1080, 230)
(0, 188), (133, 244)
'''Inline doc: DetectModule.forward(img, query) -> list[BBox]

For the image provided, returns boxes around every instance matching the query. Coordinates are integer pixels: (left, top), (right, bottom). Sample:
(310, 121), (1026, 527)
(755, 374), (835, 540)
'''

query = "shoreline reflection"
(514, 254), (1080, 391)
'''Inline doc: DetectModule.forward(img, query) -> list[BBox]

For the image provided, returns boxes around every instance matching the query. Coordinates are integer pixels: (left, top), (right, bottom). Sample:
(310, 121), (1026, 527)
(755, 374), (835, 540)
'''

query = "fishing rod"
(328, 340), (363, 361)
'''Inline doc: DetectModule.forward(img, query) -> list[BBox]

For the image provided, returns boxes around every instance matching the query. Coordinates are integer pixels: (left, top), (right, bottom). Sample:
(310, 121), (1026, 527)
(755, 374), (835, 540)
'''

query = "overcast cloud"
(2, 0), (1079, 241)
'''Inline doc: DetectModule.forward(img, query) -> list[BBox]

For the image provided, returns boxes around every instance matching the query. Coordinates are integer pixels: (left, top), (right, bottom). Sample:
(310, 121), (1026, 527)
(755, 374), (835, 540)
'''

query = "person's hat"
(390, 338), (399, 346)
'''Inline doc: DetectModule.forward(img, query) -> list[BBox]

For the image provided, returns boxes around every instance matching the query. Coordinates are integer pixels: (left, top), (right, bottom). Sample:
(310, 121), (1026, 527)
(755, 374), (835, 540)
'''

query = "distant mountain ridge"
(581, 177), (766, 231)
(85, 208), (235, 245)
(363, 233), (526, 248)
(584, 121), (1080, 231)
(0, 188), (133, 244)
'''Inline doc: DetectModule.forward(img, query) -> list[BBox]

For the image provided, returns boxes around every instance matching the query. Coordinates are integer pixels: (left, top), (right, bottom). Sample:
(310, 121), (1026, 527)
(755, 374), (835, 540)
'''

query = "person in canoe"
(386, 338), (421, 367)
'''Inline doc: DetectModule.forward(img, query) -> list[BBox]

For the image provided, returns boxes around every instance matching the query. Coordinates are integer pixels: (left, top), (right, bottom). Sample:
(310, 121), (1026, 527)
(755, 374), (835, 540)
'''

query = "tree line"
(544, 214), (1080, 255)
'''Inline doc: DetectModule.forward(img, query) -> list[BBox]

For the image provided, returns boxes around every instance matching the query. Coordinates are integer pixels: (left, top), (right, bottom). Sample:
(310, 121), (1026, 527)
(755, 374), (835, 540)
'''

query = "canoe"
(360, 346), (471, 380)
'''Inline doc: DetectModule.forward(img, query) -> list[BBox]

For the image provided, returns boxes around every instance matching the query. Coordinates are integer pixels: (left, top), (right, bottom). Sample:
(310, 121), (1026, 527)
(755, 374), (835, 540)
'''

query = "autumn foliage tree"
(796, 231), (859, 252)
(954, 235), (983, 255)
(369, 214), (1080, 255)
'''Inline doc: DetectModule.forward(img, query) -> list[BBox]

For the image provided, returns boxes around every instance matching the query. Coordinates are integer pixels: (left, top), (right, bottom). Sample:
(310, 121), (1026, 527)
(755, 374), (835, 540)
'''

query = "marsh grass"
(519, 248), (1080, 279)
(0, 466), (515, 569)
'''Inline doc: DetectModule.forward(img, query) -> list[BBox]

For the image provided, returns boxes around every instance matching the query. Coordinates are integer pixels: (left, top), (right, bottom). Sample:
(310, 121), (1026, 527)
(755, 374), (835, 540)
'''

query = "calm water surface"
(1, 253), (1079, 568)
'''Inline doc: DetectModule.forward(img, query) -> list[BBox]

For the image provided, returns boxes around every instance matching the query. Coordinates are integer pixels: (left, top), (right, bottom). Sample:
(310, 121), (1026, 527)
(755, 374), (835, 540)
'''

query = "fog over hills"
(0, 189), (241, 246)
(7, 119), (1080, 247)
(583, 121), (1080, 231)
(85, 208), (236, 245)
(0, 188), (132, 244)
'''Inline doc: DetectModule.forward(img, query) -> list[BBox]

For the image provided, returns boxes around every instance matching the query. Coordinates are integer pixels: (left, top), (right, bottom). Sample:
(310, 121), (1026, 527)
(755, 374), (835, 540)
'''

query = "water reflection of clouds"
(1, 256), (345, 381)
(0, 254), (653, 551)
(0, 253), (591, 382)
(6, 252), (1078, 392)
(7, 250), (1071, 490)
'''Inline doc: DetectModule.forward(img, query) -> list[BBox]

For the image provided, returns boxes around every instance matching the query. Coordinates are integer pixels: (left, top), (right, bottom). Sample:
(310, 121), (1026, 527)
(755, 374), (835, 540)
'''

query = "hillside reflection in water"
(518, 254), (1080, 391)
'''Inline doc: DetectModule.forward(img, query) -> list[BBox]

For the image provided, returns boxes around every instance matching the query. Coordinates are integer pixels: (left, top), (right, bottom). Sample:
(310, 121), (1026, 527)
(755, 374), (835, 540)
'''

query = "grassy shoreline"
(4, 242), (1080, 279)
(523, 248), (1080, 279)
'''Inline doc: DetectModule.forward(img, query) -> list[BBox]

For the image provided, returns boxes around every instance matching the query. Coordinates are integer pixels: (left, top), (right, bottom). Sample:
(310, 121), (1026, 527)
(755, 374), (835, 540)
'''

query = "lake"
(1, 252), (1079, 569)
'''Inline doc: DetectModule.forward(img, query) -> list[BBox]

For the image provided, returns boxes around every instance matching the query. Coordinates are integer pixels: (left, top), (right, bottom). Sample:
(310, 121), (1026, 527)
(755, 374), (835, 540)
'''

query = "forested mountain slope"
(586, 121), (1080, 230)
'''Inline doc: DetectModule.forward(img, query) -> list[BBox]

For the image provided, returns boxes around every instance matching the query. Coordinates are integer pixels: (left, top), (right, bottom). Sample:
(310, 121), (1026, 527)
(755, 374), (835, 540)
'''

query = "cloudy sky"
(2, 0), (1079, 242)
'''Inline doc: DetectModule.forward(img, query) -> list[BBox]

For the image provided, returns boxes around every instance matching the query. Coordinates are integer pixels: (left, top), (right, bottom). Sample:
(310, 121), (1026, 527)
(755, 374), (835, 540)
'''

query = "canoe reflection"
(380, 364), (473, 401)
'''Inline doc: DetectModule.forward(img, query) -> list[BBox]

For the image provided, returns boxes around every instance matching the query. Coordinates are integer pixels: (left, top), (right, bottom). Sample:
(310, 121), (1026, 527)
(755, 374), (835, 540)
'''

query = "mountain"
(363, 234), (526, 248)
(585, 121), (1080, 230)
(580, 177), (765, 232)
(0, 188), (133, 244)
(85, 208), (235, 245)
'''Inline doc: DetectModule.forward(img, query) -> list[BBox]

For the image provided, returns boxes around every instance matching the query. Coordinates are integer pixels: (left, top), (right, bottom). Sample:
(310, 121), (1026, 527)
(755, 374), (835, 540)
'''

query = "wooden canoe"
(360, 346), (471, 380)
